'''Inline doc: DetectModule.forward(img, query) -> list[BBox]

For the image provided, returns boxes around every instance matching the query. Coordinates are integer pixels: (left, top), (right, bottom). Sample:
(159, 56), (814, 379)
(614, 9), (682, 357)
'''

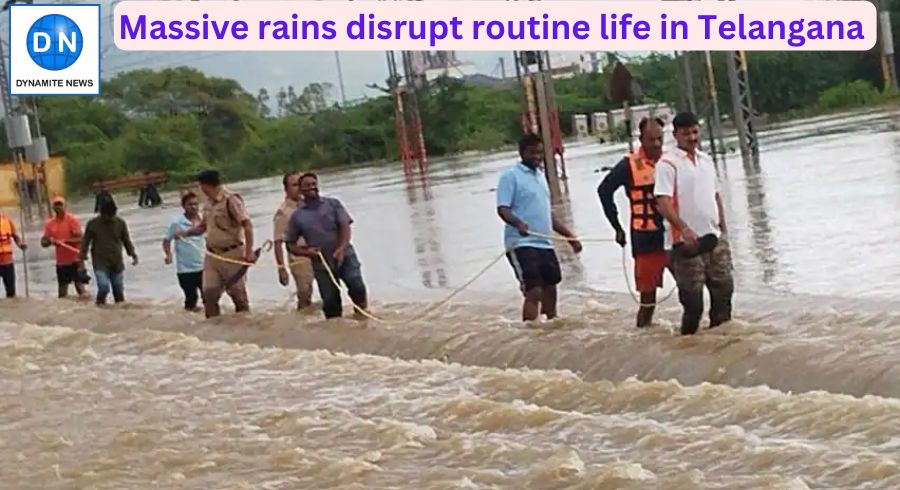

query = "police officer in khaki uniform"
(176, 169), (256, 318)
(273, 171), (314, 310)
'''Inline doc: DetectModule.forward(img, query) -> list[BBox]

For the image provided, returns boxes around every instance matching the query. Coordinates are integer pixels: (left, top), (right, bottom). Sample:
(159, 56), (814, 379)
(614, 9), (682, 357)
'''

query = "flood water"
(3, 108), (900, 489)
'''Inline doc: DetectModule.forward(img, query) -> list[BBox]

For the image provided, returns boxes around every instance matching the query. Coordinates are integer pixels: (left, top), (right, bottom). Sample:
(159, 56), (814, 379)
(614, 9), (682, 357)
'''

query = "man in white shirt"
(653, 111), (734, 335)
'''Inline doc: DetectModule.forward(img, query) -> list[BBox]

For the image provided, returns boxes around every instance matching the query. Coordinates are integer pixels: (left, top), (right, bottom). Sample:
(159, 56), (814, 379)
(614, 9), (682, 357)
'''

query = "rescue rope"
(55, 229), (675, 315)
(178, 227), (675, 320)
(525, 231), (677, 307)
(178, 236), (506, 323)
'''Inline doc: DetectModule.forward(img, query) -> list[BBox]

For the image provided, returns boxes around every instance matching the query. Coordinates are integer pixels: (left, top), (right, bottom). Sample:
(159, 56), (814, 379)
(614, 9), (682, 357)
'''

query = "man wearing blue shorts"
(496, 133), (582, 322)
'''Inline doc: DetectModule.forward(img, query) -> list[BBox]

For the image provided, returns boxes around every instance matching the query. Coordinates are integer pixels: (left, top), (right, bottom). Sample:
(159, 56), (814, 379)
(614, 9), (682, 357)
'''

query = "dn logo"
(26, 14), (83, 71)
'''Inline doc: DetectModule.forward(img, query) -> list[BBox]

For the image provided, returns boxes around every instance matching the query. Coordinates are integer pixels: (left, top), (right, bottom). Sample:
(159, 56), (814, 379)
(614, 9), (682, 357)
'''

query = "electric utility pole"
(878, 0), (898, 91)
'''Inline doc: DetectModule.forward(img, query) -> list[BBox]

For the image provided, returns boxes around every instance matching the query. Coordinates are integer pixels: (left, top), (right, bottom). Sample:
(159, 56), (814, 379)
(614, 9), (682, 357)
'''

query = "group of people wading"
(2, 110), (732, 334)
(499, 111), (733, 335)
(0, 170), (369, 322)
(166, 169), (370, 320)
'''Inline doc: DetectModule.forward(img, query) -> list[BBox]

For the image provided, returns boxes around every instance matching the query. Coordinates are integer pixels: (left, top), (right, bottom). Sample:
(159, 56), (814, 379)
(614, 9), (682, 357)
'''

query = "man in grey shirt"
(283, 172), (369, 320)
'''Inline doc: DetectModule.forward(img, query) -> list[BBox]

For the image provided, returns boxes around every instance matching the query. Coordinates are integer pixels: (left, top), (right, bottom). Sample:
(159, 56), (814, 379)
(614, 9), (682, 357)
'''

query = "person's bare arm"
(497, 206), (529, 235)
(655, 196), (682, 231)
(79, 222), (93, 265)
(225, 195), (255, 263)
(337, 222), (351, 252)
(176, 222), (206, 238)
(656, 196), (697, 245)
(284, 215), (319, 259)
(162, 238), (173, 264)
(715, 192), (727, 234)
(274, 239), (286, 267)
(551, 214), (582, 253)
(332, 200), (354, 264)
(120, 219), (138, 265)
(68, 219), (83, 243)
(241, 219), (254, 262)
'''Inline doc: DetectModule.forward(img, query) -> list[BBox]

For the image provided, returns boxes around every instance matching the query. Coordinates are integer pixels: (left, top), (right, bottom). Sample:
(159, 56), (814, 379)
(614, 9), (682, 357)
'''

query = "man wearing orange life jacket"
(597, 117), (668, 327)
(0, 211), (27, 298)
(654, 111), (734, 335)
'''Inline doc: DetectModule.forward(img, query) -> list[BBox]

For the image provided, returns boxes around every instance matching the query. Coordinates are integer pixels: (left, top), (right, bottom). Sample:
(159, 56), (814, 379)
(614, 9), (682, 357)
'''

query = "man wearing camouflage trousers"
(654, 112), (734, 335)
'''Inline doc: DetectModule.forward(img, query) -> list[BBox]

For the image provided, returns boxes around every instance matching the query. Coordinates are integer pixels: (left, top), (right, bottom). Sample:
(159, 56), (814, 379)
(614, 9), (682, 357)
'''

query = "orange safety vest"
(627, 152), (660, 232)
(0, 217), (13, 255)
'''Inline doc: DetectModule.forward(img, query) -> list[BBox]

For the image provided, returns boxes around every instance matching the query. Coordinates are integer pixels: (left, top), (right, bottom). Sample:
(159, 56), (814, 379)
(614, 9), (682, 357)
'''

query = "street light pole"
(334, 51), (347, 105)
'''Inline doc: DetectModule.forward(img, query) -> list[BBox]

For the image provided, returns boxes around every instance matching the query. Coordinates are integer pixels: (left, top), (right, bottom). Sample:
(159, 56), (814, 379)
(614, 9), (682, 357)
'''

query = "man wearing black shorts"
(41, 196), (90, 299)
(496, 133), (582, 321)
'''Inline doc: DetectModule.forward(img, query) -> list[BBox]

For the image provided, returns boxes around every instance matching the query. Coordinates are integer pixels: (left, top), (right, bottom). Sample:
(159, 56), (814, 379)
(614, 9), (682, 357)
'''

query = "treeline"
(4, 47), (897, 193)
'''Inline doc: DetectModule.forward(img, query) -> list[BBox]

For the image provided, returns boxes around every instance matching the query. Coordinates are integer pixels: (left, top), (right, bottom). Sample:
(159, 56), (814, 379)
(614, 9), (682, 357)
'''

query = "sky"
(90, 1), (599, 104)
(100, 50), (525, 103)
(0, 0), (621, 105)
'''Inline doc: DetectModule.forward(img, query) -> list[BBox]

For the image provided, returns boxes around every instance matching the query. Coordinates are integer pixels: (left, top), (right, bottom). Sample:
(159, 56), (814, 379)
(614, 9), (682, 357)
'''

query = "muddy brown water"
(2, 108), (900, 489)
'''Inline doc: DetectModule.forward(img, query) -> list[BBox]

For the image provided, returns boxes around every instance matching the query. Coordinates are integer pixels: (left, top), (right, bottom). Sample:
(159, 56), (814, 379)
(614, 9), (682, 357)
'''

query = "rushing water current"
(2, 108), (900, 489)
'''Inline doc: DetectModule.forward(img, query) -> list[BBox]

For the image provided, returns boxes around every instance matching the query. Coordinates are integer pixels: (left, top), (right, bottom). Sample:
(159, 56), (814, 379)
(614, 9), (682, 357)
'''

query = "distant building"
(571, 114), (589, 139)
(0, 155), (65, 208)
(608, 102), (675, 136)
(407, 51), (477, 82)
(512, 51), (607, 80)
(546, 52), (605, 77)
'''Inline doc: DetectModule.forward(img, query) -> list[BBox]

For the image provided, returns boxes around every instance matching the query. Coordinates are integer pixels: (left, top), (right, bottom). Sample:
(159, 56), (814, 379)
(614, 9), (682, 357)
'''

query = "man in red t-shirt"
(41, 196), (89, 298)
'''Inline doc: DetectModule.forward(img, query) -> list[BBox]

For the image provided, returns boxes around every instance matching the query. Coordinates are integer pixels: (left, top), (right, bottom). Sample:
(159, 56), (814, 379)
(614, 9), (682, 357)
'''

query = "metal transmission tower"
(725, 51), (759, 166)
(376, 51), (428, 180)
(383, 51), (413, 178)
(400, 50), (427, 178)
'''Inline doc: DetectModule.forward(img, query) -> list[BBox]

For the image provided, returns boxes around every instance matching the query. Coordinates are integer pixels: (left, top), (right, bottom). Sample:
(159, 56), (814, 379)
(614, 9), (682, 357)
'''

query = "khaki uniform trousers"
(288, 252), (314, 308)
(202, 247), (250, 317)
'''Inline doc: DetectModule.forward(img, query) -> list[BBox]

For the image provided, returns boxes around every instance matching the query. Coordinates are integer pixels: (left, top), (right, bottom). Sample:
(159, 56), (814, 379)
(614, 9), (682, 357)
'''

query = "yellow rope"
(63, 227), (674, 313)
(525, 230), (676, 308)
(313, 249), (383, 322)
(174, 229), (675, 319)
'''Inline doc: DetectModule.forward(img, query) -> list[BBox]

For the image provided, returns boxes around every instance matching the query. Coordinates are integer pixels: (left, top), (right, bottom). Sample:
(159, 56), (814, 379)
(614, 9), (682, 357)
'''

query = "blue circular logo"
(26, 14), (83, 71)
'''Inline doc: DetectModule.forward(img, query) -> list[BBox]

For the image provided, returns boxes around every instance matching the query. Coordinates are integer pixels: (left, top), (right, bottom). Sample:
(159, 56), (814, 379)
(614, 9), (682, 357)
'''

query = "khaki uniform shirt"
(202, 189), (250, 250)
(274, 197), (306, 248)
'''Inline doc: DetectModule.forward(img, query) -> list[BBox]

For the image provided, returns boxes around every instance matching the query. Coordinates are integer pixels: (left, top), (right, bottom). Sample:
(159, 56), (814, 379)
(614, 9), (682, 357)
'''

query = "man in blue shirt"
(163, 190), (206, 311)
(496, 133), (582, 322)
(283, 172), (369, 320)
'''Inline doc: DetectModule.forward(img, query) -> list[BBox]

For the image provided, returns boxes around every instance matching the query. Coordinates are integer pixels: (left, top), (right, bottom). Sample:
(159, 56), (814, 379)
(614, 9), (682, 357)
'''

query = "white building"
(608, 103), (675, 135)
(407, 51), (478, 81)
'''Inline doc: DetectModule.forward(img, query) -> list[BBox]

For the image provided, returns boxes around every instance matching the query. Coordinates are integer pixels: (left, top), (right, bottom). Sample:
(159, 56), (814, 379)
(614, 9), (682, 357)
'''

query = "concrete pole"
(623, 100), (634, 153)
(534, 73), (562, 204)
(679, 51), (697, 114)
(334, 51), (347, 105)
(879, 6), (898, 90)
(704, 51), (726, 157)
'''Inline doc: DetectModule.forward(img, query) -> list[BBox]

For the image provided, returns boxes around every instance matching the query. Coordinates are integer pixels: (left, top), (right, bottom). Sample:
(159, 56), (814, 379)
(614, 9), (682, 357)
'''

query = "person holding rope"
(41, 196), (90, 299)
(283, 172), (369, 321)
(174, 169), (257, 319)
(273, 171), (314, 311)
(654, 111), (734, 335)
(0, 210), (27, 299)
(597, 117), (668, 327)
(163, 190), (205, 312)
(496, 133), (582, 322)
